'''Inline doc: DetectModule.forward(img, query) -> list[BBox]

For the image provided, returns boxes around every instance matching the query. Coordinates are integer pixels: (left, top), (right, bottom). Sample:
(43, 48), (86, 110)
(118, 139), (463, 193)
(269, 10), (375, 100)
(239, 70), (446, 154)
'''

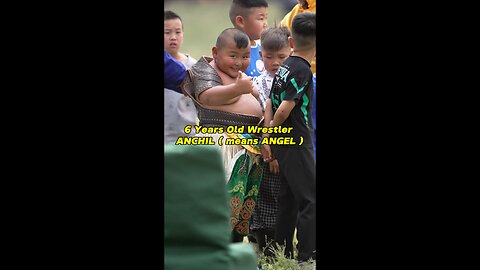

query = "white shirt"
(252, 71), (275, 111)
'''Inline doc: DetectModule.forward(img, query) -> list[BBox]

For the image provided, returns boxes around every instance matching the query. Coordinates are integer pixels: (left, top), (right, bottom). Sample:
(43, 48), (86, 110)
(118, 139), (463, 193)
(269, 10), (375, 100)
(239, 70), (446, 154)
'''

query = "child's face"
(242, 7), (268, 41)
(164, 18), (184, 55)
(213, 39), (251, 78)
(260, 46), (291, 76)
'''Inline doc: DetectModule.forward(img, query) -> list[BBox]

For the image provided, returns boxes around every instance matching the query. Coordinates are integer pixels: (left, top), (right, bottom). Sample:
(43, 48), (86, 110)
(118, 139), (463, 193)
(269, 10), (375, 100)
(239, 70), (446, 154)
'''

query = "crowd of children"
(164, 0), (316, 266)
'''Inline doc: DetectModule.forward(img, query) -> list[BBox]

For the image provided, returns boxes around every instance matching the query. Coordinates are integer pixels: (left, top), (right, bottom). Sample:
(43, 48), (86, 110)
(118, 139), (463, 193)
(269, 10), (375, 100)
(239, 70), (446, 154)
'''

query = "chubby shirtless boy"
(183, 28), (264, 242)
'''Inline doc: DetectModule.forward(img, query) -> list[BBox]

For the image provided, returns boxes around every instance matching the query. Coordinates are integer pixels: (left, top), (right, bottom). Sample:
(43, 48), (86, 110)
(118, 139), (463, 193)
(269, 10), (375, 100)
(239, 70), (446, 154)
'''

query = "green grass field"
(165, 0), (287, 61)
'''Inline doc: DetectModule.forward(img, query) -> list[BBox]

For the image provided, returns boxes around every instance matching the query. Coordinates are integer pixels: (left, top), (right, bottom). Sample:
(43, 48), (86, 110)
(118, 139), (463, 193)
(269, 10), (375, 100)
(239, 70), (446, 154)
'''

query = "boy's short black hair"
(229, 0), (268, 26)
(216, 28), (250, 49)
(291, 12), (316, 51)
(260, 27), (291, 52)
(164, 10), (183, 27)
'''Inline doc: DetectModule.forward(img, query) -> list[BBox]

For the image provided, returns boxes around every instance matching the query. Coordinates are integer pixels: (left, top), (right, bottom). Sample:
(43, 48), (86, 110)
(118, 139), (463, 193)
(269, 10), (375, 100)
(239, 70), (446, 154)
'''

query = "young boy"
(263, 12), (316, 263)
(250, 26), (291, 254)
(229, 0), (269, 77)
(164, 11), (198, 144)
(229, 0), (269, 245)
(182, 28), (264, 243)
(164, 11), (197, 68)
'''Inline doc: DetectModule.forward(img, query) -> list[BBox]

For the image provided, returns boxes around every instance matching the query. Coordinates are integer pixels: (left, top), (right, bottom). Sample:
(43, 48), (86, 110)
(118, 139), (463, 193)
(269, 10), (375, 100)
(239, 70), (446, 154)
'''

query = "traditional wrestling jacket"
(182, 56), (263, 129)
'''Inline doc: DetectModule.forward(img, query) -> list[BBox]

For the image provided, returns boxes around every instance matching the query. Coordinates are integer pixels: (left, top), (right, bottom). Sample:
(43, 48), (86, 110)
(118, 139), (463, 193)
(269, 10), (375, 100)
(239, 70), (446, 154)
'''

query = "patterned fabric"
(251, 162), (281, 232)
(187, 56), (223, 100)
(227, 150), (263, 238)
(252, 71), (274, 111)
(196, 133), (264, 238)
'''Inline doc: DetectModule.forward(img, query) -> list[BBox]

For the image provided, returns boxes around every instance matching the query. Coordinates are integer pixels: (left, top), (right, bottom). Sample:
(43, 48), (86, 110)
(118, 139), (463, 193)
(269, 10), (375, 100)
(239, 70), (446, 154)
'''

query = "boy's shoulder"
(190, 56), (221, 82)
(184, 53), (197, 69)
(191, 56), (213, 71)
(283, 56), (312, 72)
(254, 70), (273, 83)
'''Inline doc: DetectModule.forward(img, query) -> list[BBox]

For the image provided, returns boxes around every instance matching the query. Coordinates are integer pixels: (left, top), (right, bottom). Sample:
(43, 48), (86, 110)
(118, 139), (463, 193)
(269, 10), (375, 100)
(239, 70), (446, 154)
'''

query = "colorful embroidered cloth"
(226, 148), (263, 238)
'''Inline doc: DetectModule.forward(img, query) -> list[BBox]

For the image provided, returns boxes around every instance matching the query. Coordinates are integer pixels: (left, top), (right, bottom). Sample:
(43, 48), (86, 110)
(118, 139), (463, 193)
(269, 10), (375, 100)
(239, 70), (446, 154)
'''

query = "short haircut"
(229, 0), (268, 26)
(164, 10), (183, 28)
(291, 12), (316, 51)
(216, 28), (250, 49)
(260, 27), (291, 52)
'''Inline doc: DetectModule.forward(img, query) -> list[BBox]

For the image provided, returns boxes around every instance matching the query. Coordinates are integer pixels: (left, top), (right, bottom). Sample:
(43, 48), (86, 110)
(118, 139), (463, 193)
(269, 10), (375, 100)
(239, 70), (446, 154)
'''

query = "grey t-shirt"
(164, 54), (198, 144)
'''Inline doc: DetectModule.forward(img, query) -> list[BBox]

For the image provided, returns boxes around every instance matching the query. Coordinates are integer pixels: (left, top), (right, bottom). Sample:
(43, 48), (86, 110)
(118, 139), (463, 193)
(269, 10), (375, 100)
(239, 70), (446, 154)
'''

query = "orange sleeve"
(280, 0), (317, 73)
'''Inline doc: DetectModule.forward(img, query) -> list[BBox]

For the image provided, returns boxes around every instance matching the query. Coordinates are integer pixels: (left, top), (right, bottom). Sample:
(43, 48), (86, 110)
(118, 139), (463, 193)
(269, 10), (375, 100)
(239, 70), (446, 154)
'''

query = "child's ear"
(235, 15), (245, 29)
(212, 47), (218, 58)
(288, 36), (294, 49)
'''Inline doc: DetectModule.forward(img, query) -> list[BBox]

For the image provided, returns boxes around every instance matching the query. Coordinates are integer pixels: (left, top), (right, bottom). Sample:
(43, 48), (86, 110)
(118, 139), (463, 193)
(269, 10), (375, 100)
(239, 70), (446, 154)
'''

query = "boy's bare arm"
(263, 99), (274, 131)
(270, 100), (295, 127)
(198, 71), (253, 106)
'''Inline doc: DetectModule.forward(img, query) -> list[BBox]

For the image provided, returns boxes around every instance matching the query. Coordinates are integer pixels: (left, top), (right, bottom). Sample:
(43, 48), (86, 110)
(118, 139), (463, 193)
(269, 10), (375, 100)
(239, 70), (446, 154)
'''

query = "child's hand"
(269, 159), (280, 174)
(235, 71), (253, 94)
(261, 144), (274, 163)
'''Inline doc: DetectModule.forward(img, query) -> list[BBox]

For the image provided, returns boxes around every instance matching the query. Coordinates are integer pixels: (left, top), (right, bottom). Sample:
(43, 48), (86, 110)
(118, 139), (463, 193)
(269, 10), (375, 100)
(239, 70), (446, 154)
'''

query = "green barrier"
(164, 145), (257, 270)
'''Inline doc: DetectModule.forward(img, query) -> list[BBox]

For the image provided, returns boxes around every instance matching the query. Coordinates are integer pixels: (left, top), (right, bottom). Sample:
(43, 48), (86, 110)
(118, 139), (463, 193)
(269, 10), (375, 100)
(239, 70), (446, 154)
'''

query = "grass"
(257, 242), (316, 270)
(165, 0), (286, 61)
(246, 229), (316, 270)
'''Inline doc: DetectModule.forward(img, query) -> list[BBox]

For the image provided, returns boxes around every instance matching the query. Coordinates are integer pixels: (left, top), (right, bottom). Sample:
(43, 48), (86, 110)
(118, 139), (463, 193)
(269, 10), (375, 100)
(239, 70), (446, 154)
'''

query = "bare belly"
(203, 94), (263, 119)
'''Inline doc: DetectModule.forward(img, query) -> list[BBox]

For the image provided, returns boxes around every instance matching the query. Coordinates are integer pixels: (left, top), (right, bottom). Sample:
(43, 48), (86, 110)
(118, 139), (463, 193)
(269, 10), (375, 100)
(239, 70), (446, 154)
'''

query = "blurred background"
(165, 0), (298, 61)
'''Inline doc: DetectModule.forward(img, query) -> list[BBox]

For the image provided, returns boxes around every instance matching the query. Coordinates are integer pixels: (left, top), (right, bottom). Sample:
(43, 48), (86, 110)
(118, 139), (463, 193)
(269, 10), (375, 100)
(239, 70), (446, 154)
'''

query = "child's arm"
(270, 100), (296, 127)
(261, 99), (280, 174)
(261, 99), (274, 162)
(198, 71), (253, 106)
(263, 98), (274, 129)
(164, 50), (186, 93)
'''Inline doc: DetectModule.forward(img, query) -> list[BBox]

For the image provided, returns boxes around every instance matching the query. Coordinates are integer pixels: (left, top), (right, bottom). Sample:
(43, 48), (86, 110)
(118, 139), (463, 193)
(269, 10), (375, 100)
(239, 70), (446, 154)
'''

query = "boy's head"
(164, 11), (184, 55)
(290, 12), (316, 52)
(212, 28), (251, 78)
(259, 27), (291, 76)
(229, 0), (268, 41)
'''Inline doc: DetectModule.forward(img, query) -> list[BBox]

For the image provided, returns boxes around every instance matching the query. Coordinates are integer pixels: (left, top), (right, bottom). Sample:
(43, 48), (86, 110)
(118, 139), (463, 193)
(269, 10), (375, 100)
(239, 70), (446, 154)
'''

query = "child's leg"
(252, 162), (282, 254)
(273, 162), (299, 259)
(284, 147), (316, 261)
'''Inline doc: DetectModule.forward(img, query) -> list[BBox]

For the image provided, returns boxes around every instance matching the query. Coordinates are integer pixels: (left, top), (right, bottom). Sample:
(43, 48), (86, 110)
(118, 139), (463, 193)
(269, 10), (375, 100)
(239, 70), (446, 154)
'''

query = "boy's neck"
(170, 51), (183, 60)
(291, 48), (315, 65)
(250, 39), (257, 46)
